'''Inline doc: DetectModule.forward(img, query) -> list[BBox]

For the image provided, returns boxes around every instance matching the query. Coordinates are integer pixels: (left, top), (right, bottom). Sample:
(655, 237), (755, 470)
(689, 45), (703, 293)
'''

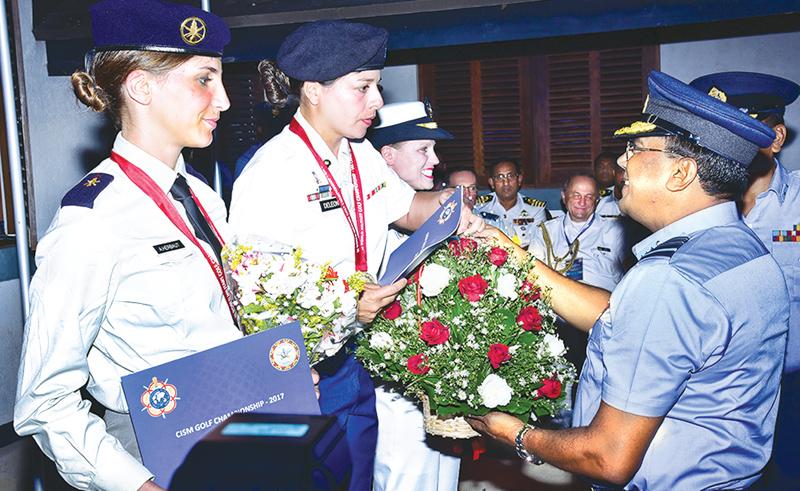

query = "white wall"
(380, 64), (419, 103)
(661, 31), (800, 171)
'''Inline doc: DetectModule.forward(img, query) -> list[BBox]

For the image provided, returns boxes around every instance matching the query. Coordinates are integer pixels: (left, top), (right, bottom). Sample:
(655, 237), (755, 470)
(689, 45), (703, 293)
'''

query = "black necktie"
(169, 174), (223, 265)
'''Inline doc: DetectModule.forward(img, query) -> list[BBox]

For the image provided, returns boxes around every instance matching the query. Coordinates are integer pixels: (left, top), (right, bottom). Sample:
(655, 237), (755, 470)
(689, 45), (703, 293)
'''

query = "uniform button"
(323, 159), (331, 167)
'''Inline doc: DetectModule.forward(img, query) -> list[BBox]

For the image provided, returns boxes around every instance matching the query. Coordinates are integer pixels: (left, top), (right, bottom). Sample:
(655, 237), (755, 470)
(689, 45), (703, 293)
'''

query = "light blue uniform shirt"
(574, 202), (789, 490)
(742, 159), (800, 373)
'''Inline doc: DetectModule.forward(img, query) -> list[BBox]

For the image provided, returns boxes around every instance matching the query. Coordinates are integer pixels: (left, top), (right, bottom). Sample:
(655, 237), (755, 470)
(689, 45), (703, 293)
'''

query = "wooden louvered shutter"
(481, 58), (525, 179)
(418, 62), (475, 172)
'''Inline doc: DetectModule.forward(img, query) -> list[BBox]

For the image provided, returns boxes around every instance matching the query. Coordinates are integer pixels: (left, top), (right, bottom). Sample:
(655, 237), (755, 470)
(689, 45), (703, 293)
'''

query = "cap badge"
(180, 17), (206, 46)
(424, 98), (434, 119)
(708, 86), (727, 103)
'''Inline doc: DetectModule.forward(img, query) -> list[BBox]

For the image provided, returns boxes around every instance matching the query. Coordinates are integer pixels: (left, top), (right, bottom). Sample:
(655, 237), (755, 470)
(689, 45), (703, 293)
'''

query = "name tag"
(320, 198), (341, 212)
(565, 258), (583, 281)
(153, 240), (185, 254)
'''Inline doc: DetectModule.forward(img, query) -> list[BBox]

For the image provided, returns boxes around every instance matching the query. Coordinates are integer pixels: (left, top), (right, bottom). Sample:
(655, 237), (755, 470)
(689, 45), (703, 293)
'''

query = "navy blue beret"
(369, 101), (454, 148)
(277, 20), (388, 82)
(614, 71), (776, 166)
(89, 0), (230, 57)
(689, 71), (800, 118)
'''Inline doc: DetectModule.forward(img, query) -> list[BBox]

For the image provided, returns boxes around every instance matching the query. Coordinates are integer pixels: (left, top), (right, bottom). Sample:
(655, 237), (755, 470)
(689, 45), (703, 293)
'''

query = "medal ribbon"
(289, 118), (368, 272)
(110, 151), (239, 327)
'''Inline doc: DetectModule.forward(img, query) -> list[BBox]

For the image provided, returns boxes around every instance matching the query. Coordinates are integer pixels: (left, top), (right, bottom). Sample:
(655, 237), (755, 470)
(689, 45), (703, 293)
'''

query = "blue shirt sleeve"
(600, 262), (731, 417)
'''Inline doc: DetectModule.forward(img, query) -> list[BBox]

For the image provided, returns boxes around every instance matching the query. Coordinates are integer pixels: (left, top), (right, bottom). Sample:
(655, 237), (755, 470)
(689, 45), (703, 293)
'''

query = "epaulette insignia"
(61, 173), (114, 208)
(476, 194), (494, 205)
(522, 196), (547, 207)
(599, 188), (612, 198)
(478, 211), (500, 222)
(642, 236), (690, 260)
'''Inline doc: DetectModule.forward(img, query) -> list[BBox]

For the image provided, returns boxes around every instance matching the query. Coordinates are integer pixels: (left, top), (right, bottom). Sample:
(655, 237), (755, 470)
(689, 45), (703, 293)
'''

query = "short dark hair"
(760, 113), (785, 128)
(488, 158), (521, 175)
(664, 136), (748, 200)
(446, 166), (477, 182)
(594, 151), (618, 166)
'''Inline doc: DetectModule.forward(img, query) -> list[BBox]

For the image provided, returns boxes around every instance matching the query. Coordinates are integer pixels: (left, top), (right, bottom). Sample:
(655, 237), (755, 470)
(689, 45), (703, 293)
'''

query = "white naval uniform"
(14, 135), (241, 491)
(595, 192), (621, 218)
(529, 213), (626, 292)
(230, 111), (415, 277)
(374, 229), (460, 491)
(474, 192), (548, 248)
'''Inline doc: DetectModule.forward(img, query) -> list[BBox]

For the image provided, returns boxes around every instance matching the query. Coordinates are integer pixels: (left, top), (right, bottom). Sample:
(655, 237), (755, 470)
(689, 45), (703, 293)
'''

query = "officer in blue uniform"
(690, 71), (800, 490)
(467, 71), (788, 489)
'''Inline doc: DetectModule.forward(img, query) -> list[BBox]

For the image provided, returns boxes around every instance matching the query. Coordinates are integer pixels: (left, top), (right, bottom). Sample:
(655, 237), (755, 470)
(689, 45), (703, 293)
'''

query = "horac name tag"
(320, 198), (341, 212)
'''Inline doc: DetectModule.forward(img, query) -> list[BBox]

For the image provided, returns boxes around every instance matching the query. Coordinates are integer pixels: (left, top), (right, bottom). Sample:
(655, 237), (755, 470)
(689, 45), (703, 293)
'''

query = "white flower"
(419, 263), (451, 296)
(369, 331), (395, 350)
(496, 273), (518, 300)
(542, 333), (566, 357)
(478, 374), (513, 409)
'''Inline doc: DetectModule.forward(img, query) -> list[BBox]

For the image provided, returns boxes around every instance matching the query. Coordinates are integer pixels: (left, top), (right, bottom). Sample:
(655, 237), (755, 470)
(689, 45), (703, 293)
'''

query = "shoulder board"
(61, 173), (114, 209)
(478, 211), (500, 221)
(642, 236), (690, 260)
(522, 196), (547, 207)
(476, 194), (494, 205)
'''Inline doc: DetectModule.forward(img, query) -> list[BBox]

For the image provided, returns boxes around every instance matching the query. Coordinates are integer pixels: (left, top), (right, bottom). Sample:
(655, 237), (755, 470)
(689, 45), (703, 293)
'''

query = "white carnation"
(478, 374), (513, 409)
(419, 263), (451, 297)
(496, 273), (519, 300)
(369, 331), (395, 350)
(542, 333), (566, 357)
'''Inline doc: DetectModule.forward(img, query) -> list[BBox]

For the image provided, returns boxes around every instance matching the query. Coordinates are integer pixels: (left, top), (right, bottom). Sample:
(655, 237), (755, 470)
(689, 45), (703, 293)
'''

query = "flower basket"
(356, 238), (575, 435)
(421, 395), (479, 439)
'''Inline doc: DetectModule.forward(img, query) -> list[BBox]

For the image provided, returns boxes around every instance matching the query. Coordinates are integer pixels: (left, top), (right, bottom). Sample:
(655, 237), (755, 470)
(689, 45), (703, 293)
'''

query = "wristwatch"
(515, 424), (544, 465)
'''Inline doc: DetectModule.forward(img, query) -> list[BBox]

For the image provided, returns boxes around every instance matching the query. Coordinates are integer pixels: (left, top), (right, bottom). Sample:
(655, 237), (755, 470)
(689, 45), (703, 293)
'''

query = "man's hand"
(457, 206), (485, 236)
(475, 225), (528, 262)
(138, 480), (166, 491)
(357, 279), (407, 324)
(466, 412), (525, 446)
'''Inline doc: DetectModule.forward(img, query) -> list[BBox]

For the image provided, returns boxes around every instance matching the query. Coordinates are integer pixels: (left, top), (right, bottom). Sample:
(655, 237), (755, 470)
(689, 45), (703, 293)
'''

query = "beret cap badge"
(180, 17), (206, 46)
(708, 86), (727, 102)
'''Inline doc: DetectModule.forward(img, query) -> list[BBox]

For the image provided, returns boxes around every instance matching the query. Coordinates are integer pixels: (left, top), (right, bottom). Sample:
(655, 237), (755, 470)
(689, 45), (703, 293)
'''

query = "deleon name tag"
(153, 240), (185, 254)
(320, 198), (341, 212)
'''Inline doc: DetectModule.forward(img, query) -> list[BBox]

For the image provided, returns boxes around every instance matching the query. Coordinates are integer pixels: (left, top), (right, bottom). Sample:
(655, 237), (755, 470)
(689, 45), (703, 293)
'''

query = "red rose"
(458, 274), (489, 302)
(516, 306), (543, 331)
(383, 301), (403, 320)
(459, 237), (478, 253)
(488, 247), (509, 266)
(520, 280), (541, 302)
(537, 378), (562, 399)
(407, 354), (430, 375)
(420, 318), (450, 345)
(447, 239), (462, 257)
(487, 343), (512, 369)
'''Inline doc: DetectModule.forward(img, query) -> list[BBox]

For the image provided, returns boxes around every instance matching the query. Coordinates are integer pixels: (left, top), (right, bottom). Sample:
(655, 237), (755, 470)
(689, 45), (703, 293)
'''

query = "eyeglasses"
(625, 141), (681, 162)
(461, 185), (477, 192)
(492, 172), (519, 182)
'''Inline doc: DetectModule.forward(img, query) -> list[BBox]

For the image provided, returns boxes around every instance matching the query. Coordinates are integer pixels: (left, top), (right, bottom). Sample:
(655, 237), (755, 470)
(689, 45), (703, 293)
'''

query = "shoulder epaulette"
(61, 173), (114, 209)
(475, 194), (494, 205)
(522, 196), (547, 207)
(642, 236), (690, 260)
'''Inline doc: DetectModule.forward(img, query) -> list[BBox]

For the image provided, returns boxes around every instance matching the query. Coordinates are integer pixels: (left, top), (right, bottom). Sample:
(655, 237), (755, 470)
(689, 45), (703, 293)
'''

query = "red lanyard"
(110, 151), (238, 326)
(289, 118), (369, 272)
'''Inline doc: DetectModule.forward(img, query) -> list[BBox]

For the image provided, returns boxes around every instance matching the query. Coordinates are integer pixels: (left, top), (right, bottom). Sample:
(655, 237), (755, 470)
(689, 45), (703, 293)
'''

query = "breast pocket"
(111, 245), (202, 328)
(771, 242), (800, 301)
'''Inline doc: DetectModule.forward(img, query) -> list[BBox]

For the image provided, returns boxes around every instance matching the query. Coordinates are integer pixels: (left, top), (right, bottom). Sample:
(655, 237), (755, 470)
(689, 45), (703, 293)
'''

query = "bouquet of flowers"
(356, 238), (575, 437)
(224, 244), (370, 365)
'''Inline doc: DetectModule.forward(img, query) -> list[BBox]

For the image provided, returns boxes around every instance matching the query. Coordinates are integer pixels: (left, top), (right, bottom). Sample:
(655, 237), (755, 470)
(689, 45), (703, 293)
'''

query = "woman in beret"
(13, 1), (280, 490)
(229, 20), (483, 490)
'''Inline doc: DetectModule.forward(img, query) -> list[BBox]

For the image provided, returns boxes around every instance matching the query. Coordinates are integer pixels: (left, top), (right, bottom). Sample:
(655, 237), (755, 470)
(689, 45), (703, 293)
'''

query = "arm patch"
(61, 173), (114, 209)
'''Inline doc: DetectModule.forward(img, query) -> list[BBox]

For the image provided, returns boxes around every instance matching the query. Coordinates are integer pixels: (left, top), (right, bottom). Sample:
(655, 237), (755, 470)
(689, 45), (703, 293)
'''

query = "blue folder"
(379, 187), (463, 285)
(121, 321), (320, 487)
